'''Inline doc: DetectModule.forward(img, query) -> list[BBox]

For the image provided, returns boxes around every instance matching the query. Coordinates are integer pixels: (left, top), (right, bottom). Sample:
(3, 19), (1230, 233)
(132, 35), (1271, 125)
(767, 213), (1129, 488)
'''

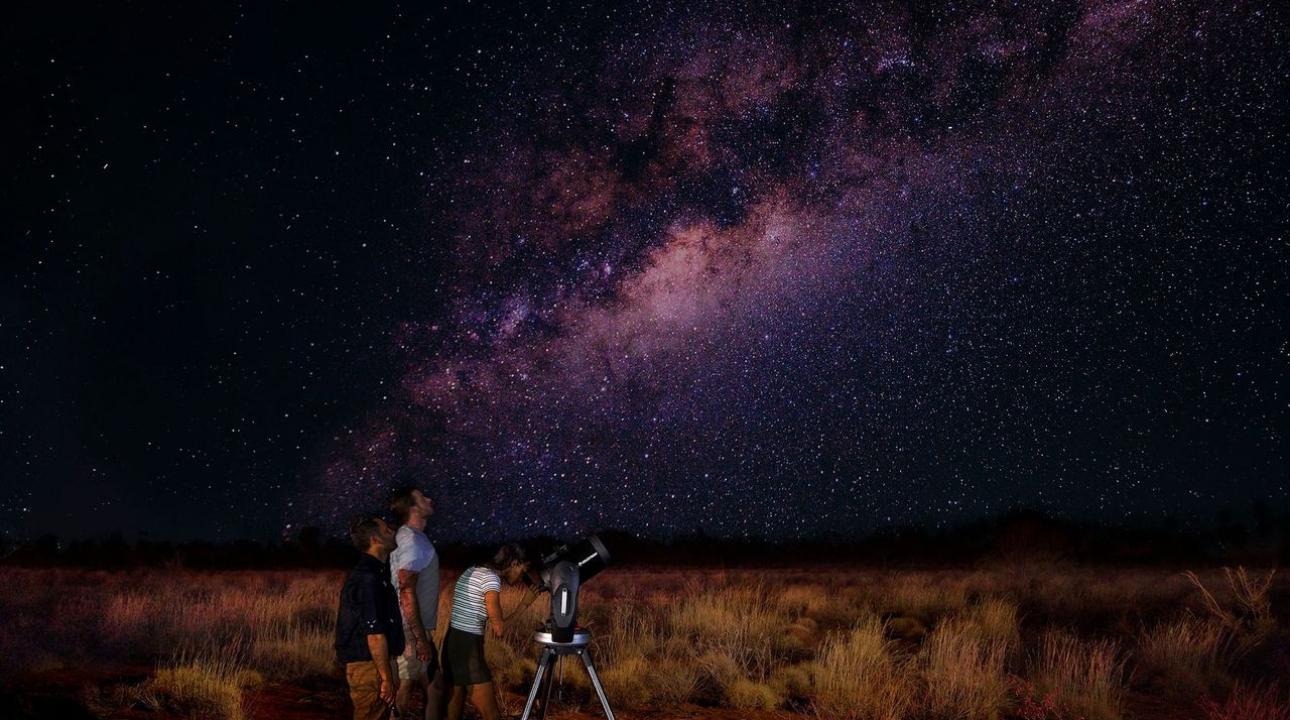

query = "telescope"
(531, 535), (611, 642)
(520, 534), (615, 720)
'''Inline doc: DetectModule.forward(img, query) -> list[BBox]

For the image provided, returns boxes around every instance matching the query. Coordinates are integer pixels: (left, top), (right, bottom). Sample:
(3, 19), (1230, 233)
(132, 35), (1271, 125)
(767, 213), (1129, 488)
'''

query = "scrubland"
(0, 564), (1285, 719)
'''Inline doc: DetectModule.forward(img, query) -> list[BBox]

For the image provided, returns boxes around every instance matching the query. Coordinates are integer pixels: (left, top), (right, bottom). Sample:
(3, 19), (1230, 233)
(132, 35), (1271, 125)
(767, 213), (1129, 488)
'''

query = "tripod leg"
(580, 650), (616, 720)
(520, 648), (552, 720)
(540, 655), (558, 720)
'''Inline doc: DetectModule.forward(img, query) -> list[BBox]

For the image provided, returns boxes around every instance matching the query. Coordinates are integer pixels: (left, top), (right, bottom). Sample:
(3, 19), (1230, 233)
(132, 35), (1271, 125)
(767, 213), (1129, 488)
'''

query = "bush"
(726, 678), (781, 710)
(813, 616), (911, 720)
(1031, 630), (1126, 720)
(146, 658), (261, 720)
(1135, 616), (1230, 696)
(923, 619), (1009, 719)
(1201, 683), (1290, 720)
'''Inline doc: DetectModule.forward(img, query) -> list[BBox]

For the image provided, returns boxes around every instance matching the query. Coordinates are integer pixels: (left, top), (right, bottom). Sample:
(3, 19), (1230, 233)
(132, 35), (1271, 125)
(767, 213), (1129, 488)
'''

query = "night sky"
(4, 1), (1286, 542)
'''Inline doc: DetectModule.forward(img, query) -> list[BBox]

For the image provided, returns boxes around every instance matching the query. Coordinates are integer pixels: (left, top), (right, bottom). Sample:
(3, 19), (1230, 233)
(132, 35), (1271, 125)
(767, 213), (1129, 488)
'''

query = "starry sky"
(4, 0), (1286, 542)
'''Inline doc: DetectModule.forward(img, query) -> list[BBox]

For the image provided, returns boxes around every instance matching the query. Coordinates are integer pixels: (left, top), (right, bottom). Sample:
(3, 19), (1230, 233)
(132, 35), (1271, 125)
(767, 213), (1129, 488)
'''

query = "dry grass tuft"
(598, 656), (654, 707)
(146, 651), (261, 720)
(770, 662), (814, 702)
(1135, 616), (1231, 695)
(694, 649), (744, 703)
(1031, 630), (1126, 720)
(1201, 682), (1290, 720)
(249, 626), (334, 679)
(1184, 567), (1277, 658)
(922, 619), (1009, 719)
(726, 677), (782, 709)
(777, 584), (833, 615)
(963, 597), (1021, 654)
(813, 615), (911, 720)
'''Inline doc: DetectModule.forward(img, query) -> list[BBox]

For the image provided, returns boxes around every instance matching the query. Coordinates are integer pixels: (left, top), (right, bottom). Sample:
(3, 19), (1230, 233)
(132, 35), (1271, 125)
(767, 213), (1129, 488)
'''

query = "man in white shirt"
(388, 487), (444, 720)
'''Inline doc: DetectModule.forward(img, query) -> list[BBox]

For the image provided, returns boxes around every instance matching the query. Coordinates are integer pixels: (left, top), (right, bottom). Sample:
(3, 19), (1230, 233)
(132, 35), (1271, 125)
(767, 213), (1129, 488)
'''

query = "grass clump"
(1135, 616), (1230, 696)
(922, 619), (1009, 719)
(726, 678), (781, 710)
(146, 656), (261, 720)
(813, 615), (911, 720)
(1031, 630), (1126, 720)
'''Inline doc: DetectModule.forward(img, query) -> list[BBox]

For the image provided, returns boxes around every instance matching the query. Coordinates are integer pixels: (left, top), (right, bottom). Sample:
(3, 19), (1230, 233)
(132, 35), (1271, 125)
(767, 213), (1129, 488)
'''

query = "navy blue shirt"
(335, 553), (406, 663)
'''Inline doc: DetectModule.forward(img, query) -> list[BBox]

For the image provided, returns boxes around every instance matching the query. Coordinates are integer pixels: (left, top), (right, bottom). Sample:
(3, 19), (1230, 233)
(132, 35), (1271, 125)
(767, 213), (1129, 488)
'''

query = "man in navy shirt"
(336, 515), (406, 720)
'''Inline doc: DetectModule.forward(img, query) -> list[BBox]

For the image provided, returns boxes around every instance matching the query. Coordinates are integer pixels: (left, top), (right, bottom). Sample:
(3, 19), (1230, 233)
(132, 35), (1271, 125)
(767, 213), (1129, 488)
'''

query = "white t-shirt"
(449, 566), (500, 635)
(390, 525), (440, 632)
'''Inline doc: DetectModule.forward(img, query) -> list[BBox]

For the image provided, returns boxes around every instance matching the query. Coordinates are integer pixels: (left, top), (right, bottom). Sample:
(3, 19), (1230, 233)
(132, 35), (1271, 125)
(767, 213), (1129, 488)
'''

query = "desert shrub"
(813, 616), (911, 720)
(249, 626), (334, 679)
(726, 678), (782, 710)
(694, 650), (744, 704)
(963, 597), (1021, 654)
(1201, 682), (1290, 720)
(598, 656), (653, 707)
(772, 618), (817, 659)
(671, 586), (779, 644)
(652, 657), (699, 704)
(146, 652), (261, 720)
(103, 592), (161, 651)
(1007, 675), (1061, 720)
(777, 584), (832, 615)
(600, 602), (662, 664)
(770, 662), (814, 702)
(810, 586), (870, 629)
(881, 573), (968, 622)
(886, 615), (929, 642)
(1031, 630), (1126, 720)
(922, 619), (1009, 719)
(1184, 567), (1277, 658)
(671, 587), (778, 677)
(1135, 616), (1231, 696)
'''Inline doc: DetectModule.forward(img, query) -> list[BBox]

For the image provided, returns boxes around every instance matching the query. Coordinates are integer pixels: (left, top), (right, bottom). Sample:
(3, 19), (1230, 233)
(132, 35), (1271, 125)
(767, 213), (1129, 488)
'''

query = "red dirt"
(4, 666), (800, 720)
(0, 665), (1223, 720)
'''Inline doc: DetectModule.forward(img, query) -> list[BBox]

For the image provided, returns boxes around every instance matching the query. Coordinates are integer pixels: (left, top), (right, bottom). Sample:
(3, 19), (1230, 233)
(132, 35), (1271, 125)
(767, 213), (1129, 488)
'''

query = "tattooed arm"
(398, 569), (432, 661)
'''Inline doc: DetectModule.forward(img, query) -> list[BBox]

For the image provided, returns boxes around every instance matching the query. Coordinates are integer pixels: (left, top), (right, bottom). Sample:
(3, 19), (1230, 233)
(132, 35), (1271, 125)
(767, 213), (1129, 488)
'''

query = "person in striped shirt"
(442, 543), (534, 720)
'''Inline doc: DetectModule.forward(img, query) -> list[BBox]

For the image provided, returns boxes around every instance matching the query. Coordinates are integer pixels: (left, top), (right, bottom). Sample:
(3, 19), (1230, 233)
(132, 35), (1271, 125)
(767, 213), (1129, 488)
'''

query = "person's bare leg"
(446, 685), (466, 720)
(468, 682), (500, 720)
(426, 669), (446, 720)
(395, 677), (413, 718)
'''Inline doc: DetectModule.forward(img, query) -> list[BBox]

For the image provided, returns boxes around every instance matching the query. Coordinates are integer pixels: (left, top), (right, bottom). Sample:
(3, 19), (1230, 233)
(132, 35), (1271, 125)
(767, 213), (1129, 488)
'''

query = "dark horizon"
(4, 0), (1286, 543)
(6, 505), (1288, 572)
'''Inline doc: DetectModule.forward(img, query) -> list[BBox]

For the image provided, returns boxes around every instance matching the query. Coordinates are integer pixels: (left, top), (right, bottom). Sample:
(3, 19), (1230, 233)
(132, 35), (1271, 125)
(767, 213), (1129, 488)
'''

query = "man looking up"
(389, 487), (444, 720)
(335, 515), (405, 720)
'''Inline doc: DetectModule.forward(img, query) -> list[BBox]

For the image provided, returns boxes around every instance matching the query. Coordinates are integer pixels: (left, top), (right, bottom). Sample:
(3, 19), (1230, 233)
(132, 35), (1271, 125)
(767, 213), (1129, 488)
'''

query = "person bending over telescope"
(442, 544), (539, 720)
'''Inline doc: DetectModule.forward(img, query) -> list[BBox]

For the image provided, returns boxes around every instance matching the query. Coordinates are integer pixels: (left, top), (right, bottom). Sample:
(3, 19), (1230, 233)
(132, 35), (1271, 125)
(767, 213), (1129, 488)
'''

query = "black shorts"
(442, 627), (492, 686)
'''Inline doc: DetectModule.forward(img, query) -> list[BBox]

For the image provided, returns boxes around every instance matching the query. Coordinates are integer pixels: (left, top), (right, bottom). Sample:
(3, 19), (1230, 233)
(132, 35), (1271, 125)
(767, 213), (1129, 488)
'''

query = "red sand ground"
(5, 665), (1206, 720)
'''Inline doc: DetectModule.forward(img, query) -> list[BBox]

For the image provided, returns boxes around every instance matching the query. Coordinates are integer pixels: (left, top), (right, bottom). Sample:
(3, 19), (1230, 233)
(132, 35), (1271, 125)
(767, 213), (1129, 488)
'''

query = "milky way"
(292, 0), (1289, 541)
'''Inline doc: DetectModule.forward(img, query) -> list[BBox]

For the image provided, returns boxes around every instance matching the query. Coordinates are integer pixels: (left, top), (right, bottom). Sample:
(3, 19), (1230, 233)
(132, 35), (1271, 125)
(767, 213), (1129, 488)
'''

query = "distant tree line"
(2, 507), (1287, 569)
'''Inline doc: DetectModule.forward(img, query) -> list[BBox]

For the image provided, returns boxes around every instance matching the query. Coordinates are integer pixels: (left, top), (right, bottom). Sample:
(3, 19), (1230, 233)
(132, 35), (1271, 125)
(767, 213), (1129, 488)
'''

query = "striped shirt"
(449, 566), (500, 635)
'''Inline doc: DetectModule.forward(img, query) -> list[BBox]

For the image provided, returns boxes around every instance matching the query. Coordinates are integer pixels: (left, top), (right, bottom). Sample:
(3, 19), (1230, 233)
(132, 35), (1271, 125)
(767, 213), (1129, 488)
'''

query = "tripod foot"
(580, 649), (616, 720)
(519, 648), (554, 720)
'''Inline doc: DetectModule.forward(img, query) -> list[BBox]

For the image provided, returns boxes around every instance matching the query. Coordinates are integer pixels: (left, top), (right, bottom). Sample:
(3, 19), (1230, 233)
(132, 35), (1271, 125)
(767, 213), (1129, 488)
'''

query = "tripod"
(519, 628), (615, 720)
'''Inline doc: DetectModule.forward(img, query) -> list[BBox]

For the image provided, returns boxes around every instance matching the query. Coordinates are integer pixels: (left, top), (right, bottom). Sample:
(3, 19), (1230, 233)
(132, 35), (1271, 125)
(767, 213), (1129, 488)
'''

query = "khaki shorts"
(397, 637), (439, 681)
(345, 660), (398, 720)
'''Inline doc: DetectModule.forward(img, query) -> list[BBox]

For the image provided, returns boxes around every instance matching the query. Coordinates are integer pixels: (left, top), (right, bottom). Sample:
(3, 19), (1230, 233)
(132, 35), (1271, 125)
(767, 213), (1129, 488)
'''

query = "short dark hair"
(348, 514), (384, 551)
(484, 542), (527, 572)
(388, 487), (418, 526)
